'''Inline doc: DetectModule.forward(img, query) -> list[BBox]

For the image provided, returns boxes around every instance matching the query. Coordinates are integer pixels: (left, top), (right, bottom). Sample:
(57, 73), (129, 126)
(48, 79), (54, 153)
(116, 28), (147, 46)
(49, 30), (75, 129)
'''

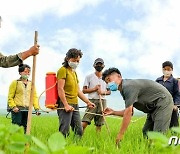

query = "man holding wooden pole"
(82, 58), (111, 133)
(26, 31), (38, 135)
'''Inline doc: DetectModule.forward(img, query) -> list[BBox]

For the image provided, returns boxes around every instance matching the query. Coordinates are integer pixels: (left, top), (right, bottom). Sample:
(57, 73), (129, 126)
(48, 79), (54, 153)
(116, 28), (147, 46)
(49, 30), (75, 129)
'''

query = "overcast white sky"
(1, 0), (180, 110)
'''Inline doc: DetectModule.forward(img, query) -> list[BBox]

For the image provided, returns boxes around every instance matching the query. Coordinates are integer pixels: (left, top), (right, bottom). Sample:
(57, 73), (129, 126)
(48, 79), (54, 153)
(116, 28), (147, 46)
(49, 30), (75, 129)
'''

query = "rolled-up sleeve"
(0, 52), (23, 68)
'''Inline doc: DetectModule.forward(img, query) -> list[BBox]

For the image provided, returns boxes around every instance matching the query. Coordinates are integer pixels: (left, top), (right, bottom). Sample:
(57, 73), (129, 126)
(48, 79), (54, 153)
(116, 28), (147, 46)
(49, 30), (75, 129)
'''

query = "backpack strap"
(13, 80), (20, 98)
(7, 80), (19, 112)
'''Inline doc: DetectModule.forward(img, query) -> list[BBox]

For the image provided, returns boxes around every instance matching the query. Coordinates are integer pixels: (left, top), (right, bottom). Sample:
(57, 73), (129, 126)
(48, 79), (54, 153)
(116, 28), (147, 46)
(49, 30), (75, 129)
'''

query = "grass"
(0, 113), (178, 154)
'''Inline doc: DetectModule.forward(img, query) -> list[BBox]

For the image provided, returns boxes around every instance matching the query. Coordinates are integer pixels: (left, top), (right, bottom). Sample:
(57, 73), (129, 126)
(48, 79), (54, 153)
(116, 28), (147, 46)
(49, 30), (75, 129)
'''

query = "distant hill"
(0, 93), (145, 116)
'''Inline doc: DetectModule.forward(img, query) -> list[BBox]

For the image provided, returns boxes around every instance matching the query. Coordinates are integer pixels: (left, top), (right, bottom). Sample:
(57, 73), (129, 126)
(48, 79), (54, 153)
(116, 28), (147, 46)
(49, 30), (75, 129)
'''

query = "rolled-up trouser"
(57, 101), (83, 137)
(142, 96), (173, 137)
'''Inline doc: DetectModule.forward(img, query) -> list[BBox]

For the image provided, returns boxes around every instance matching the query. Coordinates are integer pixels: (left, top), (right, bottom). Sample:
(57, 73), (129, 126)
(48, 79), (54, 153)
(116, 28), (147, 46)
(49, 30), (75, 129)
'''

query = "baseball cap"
(162, 61), (173, 69)
(94, 58), (104, 65)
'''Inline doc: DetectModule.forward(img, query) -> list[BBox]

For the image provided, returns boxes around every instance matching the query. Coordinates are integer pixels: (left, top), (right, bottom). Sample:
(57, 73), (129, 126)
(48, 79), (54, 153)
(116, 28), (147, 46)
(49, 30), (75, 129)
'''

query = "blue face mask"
(107, 81), (119, 91)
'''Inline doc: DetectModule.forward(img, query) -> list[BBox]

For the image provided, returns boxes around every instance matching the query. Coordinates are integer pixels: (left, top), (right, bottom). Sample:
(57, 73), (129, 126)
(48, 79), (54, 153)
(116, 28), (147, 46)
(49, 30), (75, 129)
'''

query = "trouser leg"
(169, 110), (179, 128)
(57, 109), (73, 137)
(21, 111), (28, 133)
(153, 98), (173, 132)
(71, 105), (83, 137)
(142, 113), (154, 137)
(11, 111), (22, 126)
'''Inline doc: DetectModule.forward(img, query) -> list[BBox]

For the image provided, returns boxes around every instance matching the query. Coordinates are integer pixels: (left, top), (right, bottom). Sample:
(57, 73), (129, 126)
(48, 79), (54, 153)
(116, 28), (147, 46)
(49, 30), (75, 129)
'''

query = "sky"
(0, 0), (180, 112)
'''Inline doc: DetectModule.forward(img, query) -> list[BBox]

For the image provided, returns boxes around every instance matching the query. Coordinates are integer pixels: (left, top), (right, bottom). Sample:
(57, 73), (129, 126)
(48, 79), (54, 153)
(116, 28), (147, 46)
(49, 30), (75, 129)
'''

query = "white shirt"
(83, 73), (107, 99)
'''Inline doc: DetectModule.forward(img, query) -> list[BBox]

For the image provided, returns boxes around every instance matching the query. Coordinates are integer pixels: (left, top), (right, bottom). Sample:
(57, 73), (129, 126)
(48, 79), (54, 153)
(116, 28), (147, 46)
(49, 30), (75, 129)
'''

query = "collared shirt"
(0, 52), (22, 68)
(156, 75), (180, 105)
(120, 79), (172, 113)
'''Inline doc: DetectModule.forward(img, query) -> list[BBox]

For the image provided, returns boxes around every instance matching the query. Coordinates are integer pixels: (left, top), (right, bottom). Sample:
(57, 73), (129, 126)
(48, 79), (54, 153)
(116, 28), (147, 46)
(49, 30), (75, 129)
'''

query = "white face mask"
(68, 61), (79, 69)
(163, 70), (172, 77)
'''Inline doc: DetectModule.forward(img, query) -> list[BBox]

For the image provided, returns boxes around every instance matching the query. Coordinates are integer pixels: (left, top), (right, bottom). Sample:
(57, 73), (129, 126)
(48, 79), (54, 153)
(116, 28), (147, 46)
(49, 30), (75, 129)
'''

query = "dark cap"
(162, 61), (173, 70)
(94, 58), (104, 65)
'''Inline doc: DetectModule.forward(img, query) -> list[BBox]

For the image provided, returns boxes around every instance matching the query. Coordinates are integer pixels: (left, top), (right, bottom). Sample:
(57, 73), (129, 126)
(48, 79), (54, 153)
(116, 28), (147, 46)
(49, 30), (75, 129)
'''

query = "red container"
(45, 72), (58, 109)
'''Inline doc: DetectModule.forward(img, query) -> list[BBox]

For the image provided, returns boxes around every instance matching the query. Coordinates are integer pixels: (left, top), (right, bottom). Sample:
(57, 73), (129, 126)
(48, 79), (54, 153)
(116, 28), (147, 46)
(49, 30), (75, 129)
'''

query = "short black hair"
(62, 48), (83, 67)
(102, 67), (121, 81)
(162, 61), (173, 70)
(18, 64), (31, 73)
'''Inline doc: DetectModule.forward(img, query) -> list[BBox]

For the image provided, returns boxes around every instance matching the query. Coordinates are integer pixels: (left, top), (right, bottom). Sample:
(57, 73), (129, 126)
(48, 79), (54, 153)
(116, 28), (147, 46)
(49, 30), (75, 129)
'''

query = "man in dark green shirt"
(102, 67), (173, 145)
(0, 45), (39, 67)
(0, 17), (39, 67)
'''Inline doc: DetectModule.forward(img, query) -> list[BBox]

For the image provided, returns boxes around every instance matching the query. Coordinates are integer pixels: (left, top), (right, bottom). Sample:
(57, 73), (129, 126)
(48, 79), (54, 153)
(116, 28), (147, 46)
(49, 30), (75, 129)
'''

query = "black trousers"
(169, 110), (179, 128)
(57, 101), (83, 137)
(11, 111), (28, 133)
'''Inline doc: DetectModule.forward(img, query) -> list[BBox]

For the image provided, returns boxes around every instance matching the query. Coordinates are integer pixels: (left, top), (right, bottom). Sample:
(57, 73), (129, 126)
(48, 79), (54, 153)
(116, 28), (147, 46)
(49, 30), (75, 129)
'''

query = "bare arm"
(21, 45), (39, 60)
(104, 107), (125, 117)
(83, 85), (111, 96)
(78, 85), (95, 108)
(116, 105), (133, 144)
(100, 89), (111, 95)
(82, 86), (98, 94)
(113, 110), (125, 117)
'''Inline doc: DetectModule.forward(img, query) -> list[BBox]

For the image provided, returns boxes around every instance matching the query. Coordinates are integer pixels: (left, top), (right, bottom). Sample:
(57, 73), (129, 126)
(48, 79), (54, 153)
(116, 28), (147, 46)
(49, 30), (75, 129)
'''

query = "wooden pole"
(26, 31), (38, 135)
(99, 94), (111, 135)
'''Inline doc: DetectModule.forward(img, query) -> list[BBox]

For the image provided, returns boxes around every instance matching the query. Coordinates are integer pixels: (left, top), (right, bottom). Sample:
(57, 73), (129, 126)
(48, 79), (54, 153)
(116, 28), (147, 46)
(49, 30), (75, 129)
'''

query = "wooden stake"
(26, 31), (38, 135)
(99, 94), (111, 135)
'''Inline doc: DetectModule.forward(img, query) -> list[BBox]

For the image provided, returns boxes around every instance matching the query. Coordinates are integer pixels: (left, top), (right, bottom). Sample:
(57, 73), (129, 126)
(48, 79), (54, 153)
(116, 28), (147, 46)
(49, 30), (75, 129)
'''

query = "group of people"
(55, 48), (180, 145)
(1, 46), (180, 145)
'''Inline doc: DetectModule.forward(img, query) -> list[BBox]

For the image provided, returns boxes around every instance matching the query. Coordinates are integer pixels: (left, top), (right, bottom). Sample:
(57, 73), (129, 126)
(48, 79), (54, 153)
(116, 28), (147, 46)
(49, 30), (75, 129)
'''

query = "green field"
(0, 114), (180, 154)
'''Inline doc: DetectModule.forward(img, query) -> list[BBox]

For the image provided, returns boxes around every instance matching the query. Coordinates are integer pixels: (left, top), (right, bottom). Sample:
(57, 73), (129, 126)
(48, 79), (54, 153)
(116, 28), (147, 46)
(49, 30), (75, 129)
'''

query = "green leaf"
(0, 124), (6, 131)
(31, 136), (49, 153)
(171, 127), (180, 134)
(8, 124), (24, 134)
(48, 132), (66, 152)
(0, 150), (4, 154)
(65, 146), (91, 154)
(147, 131), (169, 144)
(10, 133), (28, 143)
(28, 146), (47, 154)
(7, 142), (25, 153)
(0, 131), (5, 137)
(51, 149), (65, 154)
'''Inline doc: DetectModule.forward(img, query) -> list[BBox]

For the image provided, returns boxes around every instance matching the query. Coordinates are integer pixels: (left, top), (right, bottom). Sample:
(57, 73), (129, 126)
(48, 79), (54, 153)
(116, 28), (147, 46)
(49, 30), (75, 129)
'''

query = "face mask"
(68, 61), (79, 69)
(21, 75), (29, 80)
(95, 66), (103, 72)
(107, 81), (119, 91)
(163, 70), (172, 77)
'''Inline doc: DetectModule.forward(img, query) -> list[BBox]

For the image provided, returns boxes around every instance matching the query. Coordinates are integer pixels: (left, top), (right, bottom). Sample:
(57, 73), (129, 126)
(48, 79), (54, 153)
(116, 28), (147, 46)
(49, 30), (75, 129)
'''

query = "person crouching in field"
(102, 67), (173, 145)
(8, 64), (40, 133)
(56, 48), (95, 138)
(156, 61), (180, 128)
(82, 58), (110, 133)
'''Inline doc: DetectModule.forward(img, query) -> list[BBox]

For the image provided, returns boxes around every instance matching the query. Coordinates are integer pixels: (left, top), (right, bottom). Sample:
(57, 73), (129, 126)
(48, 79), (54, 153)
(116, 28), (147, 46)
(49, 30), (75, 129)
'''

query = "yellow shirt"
(8, 80), (39, 109)
(57, 66), (79, 104)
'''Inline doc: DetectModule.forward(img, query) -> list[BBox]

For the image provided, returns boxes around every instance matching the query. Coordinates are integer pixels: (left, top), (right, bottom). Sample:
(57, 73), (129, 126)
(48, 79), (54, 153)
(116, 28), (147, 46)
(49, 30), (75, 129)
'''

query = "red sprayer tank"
(45, 72), (58, 109)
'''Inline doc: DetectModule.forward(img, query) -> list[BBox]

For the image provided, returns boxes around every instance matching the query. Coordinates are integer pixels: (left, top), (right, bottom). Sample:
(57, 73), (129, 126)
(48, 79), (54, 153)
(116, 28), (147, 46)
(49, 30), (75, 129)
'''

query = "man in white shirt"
(82, 58), (110, 133)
